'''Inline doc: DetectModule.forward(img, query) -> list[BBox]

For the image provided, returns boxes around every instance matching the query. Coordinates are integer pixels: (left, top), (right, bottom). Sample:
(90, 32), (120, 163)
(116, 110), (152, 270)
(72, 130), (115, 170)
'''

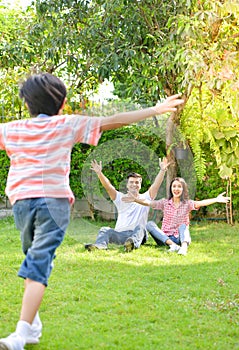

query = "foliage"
(0, 1), (238, 218)
(34, 0), (199, 101)
(0, 3), (96, 118)
(2, 1), (238, 163)
(0, 5), (44, 119)
(70, 143), (94, 200)
(192, 152), (239, 221)
(180, 1), (239, 182)
(55, 0), (238, 186)
(0, 6), (31, 118)
(71, 124), (165, 199)
(32, 1), (239, 105)
(0, 6), (34, 69)
(1, 121), (237, 220)
(181, 85), (239, 183)
(0, 151), (9, 196)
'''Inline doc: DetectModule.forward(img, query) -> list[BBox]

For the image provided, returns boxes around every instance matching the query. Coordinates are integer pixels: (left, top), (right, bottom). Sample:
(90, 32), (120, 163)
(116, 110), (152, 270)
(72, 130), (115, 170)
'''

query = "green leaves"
(1, 0), (238, 191)
(219, 164), (233, 180)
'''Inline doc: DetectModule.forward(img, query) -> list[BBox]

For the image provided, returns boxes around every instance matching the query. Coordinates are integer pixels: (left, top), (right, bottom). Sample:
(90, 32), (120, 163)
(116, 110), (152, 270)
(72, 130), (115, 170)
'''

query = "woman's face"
(171, 180), (183, 198)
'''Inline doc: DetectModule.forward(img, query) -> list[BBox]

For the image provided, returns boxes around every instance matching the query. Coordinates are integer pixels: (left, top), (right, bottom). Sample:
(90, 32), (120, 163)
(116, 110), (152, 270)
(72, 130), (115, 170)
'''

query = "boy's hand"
(216, 192), (230, 203)
(153, 94), (184, 114)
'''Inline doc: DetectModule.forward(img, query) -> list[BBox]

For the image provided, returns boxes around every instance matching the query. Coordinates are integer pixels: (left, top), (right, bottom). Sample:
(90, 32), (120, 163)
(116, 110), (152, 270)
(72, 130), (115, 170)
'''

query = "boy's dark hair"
(127, 172), (142, 181)
(19, 73), (67, 117)
(168, 177), (189, 201)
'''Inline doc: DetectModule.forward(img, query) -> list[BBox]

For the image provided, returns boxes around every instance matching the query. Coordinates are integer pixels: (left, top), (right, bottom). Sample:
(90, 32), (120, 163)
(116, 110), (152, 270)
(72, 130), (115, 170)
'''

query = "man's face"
(126, 177), (142, 195)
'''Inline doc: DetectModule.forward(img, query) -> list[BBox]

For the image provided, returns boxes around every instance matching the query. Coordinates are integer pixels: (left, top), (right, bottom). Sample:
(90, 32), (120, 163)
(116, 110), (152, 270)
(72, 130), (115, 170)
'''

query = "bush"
(1, 123), (238, 221)
(0, 151), (9, 197)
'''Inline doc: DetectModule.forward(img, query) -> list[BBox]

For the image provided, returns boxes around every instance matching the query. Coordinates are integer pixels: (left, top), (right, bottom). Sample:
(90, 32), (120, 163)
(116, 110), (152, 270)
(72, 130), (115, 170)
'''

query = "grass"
(0, 216), (239, 349)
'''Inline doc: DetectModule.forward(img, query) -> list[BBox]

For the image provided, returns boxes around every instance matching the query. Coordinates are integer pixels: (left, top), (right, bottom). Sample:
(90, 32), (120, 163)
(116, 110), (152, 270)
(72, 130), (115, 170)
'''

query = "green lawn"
(0, 216), (239, 349)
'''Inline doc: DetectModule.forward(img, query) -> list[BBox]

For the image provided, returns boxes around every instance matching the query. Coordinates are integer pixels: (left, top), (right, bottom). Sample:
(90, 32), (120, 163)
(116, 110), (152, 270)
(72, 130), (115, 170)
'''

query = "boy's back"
(0, 114), (101, 205)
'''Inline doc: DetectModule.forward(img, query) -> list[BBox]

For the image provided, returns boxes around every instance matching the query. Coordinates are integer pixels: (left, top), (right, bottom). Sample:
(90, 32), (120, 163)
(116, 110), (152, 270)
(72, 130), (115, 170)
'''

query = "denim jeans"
(146, 221), (191, 246)
(13, 197), (70, 286)
(94, 224), (146, 249)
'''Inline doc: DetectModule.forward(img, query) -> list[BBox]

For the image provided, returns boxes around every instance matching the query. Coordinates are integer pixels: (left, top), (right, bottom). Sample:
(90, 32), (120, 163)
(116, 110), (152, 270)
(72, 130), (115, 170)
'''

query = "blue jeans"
(146, 221), (191, 246)
(13, 198), (70, 286)
(94, 225), (146, 249)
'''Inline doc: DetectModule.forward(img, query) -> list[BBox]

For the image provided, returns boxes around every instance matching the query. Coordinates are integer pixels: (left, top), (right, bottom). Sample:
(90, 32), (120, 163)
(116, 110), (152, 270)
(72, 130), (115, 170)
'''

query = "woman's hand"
(121, 191), (137, 203)
(159, 157), (171, 171)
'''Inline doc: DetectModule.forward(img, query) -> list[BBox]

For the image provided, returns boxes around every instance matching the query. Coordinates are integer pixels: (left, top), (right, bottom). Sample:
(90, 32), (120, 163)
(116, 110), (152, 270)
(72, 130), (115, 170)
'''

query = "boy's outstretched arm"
(194, 192), (230, 209)
(100, 94), (184, 131)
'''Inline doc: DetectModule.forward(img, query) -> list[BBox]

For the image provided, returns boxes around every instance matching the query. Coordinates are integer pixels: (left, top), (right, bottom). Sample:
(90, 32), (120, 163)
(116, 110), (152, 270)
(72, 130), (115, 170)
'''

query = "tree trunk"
(166, 112), (177, 196)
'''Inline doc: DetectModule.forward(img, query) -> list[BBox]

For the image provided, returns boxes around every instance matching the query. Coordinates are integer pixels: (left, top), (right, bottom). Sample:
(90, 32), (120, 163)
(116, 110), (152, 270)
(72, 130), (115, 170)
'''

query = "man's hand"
(159, 157), (171, 172)
(216, 192), (230, 203)
(90, 159), (102, 175)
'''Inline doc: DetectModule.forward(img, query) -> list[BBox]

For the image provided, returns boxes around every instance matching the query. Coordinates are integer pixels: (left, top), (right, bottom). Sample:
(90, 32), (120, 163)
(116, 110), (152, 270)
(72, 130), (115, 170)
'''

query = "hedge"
(0, 124), (238, 220)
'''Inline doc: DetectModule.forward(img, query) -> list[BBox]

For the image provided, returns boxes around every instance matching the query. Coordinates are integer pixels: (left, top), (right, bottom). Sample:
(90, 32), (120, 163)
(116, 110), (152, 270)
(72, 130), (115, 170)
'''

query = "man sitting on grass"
(85, 158), (169, 252)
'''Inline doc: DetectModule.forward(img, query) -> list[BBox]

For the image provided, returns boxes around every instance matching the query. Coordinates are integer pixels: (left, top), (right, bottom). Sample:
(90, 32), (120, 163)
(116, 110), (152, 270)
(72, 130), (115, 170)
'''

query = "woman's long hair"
(168, 177), (189, 202)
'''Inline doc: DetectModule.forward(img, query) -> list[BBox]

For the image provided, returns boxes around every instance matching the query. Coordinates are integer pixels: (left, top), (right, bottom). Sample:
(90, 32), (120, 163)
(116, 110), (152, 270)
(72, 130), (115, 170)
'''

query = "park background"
(0, 1), (239, 349)
(0, 0), (238, 222)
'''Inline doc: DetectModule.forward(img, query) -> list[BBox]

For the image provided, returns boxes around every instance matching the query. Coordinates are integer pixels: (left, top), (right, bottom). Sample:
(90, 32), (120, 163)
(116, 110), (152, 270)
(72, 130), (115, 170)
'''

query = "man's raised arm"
(90, 160), (117, 201)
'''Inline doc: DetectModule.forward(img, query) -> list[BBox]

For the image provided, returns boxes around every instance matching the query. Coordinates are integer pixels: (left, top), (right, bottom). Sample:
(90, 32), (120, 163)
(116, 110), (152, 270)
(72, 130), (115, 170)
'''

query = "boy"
(0, 72), (184, 350)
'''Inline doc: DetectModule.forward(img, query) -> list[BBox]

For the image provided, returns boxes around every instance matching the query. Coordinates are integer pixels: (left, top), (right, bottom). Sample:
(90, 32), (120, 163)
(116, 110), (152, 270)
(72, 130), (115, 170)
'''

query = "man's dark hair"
(19, 73), (67, 117)
(127, 172), (142, 180)
(168, 177), (189, 201)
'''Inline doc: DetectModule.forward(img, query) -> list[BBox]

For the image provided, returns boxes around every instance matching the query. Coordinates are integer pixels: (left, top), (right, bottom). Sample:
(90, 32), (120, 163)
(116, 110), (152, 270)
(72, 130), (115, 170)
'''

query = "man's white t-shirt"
(113, 191), (151, 232)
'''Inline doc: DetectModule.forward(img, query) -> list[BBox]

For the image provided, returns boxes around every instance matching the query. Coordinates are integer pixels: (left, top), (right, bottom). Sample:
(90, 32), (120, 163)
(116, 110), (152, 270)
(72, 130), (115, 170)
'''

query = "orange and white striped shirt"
(0, 114), (102, 205)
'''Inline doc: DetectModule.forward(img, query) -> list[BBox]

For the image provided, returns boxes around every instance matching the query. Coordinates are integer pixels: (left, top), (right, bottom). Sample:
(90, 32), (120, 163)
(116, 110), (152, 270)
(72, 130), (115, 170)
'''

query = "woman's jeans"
(146, 221), (191, 246)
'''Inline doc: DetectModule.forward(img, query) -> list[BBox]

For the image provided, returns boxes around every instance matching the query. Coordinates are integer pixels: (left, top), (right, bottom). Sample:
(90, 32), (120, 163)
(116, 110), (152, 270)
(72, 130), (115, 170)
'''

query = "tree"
(0, 6), (35, 118)
(1, 1), (238, 216)
(0, 3), (96, 118)
(34, 0), (238, 187)
(33, 0), (197, 188)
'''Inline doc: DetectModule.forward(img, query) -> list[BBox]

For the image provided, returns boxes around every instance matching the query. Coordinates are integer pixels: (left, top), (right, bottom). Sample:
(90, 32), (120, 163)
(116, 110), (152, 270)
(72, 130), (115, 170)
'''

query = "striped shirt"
(151, 198), (198, 237)
(0, 114), (102, 205)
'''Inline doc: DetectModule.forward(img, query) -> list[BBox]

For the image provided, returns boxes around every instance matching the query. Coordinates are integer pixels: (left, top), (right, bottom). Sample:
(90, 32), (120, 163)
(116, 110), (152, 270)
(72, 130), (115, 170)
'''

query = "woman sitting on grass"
(122, 177), (230, 256)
